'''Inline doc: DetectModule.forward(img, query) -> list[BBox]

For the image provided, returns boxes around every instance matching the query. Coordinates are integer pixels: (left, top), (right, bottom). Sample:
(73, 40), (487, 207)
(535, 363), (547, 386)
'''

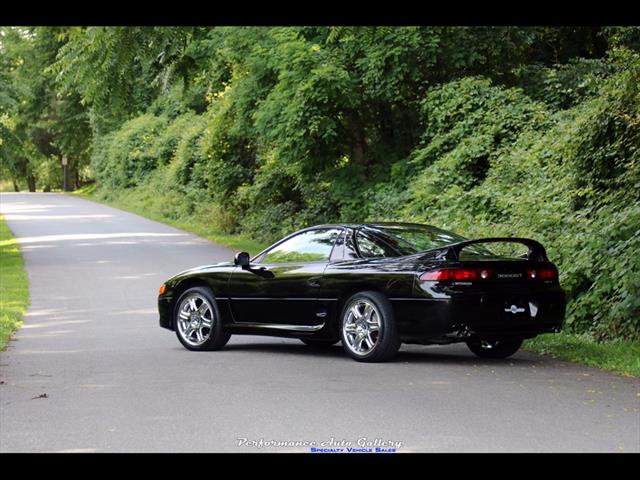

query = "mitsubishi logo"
(505, 304), (525, 314)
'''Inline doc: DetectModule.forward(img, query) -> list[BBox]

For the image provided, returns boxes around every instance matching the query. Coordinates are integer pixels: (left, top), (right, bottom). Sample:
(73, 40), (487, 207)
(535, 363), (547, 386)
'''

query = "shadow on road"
(220, 341), (541, 367)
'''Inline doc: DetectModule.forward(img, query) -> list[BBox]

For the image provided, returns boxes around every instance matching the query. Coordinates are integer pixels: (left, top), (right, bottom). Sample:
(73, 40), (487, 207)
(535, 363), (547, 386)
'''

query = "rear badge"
(497, 273), (523, 279)
(505, 304), (525, 314)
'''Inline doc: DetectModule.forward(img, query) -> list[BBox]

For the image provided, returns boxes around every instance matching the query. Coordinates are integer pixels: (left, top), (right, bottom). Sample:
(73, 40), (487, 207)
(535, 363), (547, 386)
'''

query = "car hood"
(172, 261), (234, 278)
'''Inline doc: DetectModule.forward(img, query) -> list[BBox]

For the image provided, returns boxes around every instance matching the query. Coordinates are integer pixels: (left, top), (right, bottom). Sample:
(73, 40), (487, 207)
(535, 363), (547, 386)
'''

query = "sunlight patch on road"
(22, 319), (89, 329)
(5, 214), (115, 221)
(0, 200), (75, 215)
(19, 330), (76, 339)
(7, 232), (189, 244)
(23, 308), (66, 318)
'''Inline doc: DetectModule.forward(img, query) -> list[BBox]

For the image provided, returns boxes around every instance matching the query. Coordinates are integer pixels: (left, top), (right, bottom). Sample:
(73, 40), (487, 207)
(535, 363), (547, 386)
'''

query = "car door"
(227, 228), (343, 328)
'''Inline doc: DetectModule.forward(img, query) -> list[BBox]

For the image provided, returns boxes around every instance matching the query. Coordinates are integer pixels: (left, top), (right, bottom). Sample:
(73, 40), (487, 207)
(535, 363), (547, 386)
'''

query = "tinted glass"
(261, 229), (341, 263)
(359, 224), (493, 257)
(356, 231), (400, 258)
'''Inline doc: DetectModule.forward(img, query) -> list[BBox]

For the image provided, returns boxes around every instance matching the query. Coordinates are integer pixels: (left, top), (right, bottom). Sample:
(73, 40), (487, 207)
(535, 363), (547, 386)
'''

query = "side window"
(261, 229), (342, 263)
(356, 231), (398, 258)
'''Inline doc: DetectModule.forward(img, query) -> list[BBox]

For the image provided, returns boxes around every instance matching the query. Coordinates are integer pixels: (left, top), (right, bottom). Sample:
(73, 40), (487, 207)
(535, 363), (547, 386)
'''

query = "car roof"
(306, 222), (436, 230)
(252, 222), (446, 260)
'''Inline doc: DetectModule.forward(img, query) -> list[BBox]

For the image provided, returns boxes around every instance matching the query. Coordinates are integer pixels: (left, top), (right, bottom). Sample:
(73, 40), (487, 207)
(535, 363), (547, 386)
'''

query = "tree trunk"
(27, 175), (36, 192)
(12, 179), (20, 192)
(346, 111), (368, 166)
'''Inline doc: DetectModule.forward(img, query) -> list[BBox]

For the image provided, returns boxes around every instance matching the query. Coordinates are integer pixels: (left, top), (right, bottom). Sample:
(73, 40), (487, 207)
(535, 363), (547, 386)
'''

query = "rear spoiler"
(437, 237), (549, 262)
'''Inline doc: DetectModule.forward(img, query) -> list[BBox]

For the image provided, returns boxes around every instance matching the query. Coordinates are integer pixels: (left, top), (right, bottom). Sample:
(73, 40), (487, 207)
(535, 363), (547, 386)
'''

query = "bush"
(150, 112), (198, 166)
(514, 57), (613, 109)
(35, 155), (63, 191)
(169, 115), (208, 188)
(91, 114), (169, 190)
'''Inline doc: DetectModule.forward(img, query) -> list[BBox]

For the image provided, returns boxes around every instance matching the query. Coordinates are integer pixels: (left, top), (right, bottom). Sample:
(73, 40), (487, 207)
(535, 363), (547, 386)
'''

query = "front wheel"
(339, 291), (400, 362)
(466, 338), (523, 359)
(174, 286), (231, 351)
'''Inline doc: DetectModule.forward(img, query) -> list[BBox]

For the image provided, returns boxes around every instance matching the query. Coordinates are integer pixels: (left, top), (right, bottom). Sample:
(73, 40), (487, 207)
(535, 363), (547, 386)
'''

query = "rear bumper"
(393, 289), (566, 342)
(158, 296), (174, 330)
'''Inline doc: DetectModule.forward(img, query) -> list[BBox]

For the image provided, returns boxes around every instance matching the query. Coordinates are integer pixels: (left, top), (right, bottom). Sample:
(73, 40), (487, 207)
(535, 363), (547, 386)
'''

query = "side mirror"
(234, 251), (250, 269)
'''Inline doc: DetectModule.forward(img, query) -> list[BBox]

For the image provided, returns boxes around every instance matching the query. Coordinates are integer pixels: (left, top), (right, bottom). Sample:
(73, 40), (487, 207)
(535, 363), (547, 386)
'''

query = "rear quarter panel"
(321, 259), (417, 337)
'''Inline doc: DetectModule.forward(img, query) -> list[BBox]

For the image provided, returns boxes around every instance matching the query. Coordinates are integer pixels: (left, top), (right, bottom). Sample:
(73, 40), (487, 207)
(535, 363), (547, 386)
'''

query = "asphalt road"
(0, 193), (638, 453)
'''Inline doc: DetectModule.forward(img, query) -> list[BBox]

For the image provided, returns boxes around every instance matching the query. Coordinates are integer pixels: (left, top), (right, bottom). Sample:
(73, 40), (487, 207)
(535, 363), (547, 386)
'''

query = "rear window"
(359, 225), (472, 257)
(355, 231), (400, 258)
(357, 225), (530, 260)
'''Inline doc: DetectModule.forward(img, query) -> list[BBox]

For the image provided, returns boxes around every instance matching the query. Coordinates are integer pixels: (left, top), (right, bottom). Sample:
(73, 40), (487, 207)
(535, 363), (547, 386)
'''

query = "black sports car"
(158, 223), (565, 362)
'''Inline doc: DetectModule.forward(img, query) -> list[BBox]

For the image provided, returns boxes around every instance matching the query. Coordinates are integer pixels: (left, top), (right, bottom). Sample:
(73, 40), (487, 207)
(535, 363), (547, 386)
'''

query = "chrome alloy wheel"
(176, 294), (215, 347)
(342, 299), (382, 356)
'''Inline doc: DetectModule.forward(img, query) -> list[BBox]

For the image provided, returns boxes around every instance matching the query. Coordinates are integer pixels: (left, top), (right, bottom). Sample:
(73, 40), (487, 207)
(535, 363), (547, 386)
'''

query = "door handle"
(307, 277), (322, 287)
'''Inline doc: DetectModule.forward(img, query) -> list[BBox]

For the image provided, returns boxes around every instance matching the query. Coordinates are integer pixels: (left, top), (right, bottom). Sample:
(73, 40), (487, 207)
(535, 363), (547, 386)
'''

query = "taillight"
(420, 268), (492, 282)
(527, 267), (558, 280)
(159, 284), (167, 295)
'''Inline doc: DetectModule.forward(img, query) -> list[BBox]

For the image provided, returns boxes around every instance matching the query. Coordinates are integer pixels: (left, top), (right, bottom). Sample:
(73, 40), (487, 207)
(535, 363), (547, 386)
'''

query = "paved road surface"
(0, 193), (638, 453)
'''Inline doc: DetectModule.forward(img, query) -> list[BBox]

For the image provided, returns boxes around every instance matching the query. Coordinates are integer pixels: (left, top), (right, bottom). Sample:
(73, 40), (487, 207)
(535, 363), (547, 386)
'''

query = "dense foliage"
(1, 26), (638, 340)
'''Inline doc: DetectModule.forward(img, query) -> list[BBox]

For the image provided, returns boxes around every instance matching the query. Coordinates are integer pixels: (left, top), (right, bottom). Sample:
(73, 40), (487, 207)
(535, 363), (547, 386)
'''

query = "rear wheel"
(300, 339), (339, 348)
(466, 338), (523, 359)
(174, 286), (231, 351)
(339, 291), (400, 362)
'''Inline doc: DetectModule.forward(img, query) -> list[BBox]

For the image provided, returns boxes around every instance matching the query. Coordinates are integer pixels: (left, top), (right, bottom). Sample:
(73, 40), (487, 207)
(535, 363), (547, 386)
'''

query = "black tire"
(466, 338), (523, 359)
(339, 291), (401, 362)
(300, 339), (339, 348)
(174, 286), (231, 351)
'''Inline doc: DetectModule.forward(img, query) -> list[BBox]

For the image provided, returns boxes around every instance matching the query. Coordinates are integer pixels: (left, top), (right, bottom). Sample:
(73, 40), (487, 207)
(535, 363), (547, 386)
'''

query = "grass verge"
(70, 184), (268, 255)
(0, 214), (29, 350)
(524, 332), (640, 377)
